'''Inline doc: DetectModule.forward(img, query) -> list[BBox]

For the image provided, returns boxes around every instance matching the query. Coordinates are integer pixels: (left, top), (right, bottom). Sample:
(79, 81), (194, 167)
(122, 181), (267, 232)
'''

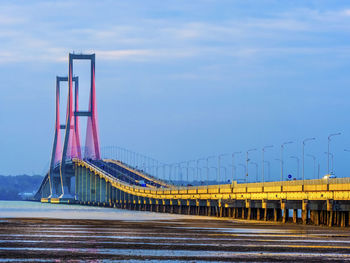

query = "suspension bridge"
(35, 53), (350, 227)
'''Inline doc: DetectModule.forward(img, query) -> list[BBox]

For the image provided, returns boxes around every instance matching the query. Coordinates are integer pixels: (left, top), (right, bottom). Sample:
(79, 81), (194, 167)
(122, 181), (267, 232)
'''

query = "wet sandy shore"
(1, 217), (350, 262)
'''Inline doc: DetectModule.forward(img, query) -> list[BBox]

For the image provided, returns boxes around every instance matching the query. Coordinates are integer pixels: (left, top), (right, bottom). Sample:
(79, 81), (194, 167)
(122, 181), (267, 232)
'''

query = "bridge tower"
(48, 76), (78, 198)
(59, 53), (101, 198)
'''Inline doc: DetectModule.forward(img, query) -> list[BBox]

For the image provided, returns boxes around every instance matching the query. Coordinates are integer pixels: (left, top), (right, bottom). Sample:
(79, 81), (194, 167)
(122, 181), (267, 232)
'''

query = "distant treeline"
(0, 175), (43, 200)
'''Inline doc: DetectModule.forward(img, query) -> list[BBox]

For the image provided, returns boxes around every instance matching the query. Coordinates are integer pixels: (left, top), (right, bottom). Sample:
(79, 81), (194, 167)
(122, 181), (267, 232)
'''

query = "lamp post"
(324, 152), (334, 175)
(197, 158), (206, 184)
(206, 156), (216, 187)
(186, 160), (196, 184)
(210, 167), (218, 183)
(263, 161), (271, 182)
(231, 152), (241, 184)
(302, 138), (315, 182)
(290, 156), (300, 180)
(328, 133), (341, 175)
(275, 158), (282, 182)
(220, 166), (227, 183)
(262, 145), (273, 184)
(218, 154), (229, 185)
(250, 162), (258, 182)
(238, 163), (246, 183)
(228, 165), (237, 184)
(281, 141), (293, 181)
(246, 148), (257, 183)
(306, 154), (316, 179)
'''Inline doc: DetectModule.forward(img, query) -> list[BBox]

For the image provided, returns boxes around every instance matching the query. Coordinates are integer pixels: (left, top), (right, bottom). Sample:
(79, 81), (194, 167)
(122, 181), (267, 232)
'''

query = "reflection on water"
(1, 201), (350, 262)
(0, 201), (199, 221)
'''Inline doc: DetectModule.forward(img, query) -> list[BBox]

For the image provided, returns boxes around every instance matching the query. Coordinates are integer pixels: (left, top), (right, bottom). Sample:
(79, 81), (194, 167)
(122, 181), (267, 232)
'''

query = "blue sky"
(1, 0), (350, 182)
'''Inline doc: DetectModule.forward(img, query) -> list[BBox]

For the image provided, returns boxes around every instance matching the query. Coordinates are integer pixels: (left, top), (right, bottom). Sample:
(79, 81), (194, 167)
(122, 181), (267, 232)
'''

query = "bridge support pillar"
(327, 199), (333, 227)
(281, 201), (288, 223)
(293, 209), (298, 223)
(273, 209), (279, 222)
(302, 200), (308, 225)
(256, 208), (261, 220)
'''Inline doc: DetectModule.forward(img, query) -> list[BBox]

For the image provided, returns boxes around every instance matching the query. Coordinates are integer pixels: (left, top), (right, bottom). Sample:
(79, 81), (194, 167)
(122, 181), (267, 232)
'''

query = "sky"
(1, 0), (350, 183)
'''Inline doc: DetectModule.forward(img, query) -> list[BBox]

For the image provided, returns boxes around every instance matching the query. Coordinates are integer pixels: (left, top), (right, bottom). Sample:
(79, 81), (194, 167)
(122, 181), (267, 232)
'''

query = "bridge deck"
(39, 158), (350, 227)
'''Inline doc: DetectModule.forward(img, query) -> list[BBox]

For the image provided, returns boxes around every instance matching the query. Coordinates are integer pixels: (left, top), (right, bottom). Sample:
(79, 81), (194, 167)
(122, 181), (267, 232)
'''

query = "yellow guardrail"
(73, 159), (350, 201)
(104, 159), (172, 187)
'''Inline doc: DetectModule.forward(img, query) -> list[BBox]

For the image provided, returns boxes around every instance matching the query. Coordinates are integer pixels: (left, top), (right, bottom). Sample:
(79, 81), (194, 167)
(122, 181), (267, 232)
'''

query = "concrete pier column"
(337, 211), (341, 226)
(302, 200), (308, 225)
(273, 209), (278, 222)
(257, 208), (261, 220)
(248, 208), (252, 220)
(341, 212), (346, 227)
(292, 209), (297, 224)
(228, 207), (232, 218)
(96, 176), (101, 203)
(327, 200), (333, 227)
(282, 209), (288, 223)
(314, 210), (320, 226)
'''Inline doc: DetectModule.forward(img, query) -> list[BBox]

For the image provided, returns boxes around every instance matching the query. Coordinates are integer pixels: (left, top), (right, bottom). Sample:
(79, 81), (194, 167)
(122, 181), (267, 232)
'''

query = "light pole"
(206, 156), (216, 187)
(218, 154), (229, 185)
(281, 141), (293, 181)
(290, 156), (300, 180)
(210, 167), (218, 183)
(275, 158), (282, 182)
(246, 148), (257, 183)
(264, 161), (271, 182)
(324, 152), (334, 175)
(262, 145), (273, 184)
(250, 162), (258, 182)
(231, 152), (241, 184)
(197, 158), (206, 184)
(238, 163), (246, 183)
(228, 165), (237, 184)
(220, 166), (227, 183)
(186, 160), (196, 184)
(302, 138), (315, 182)
(328, 133), (341, 175)
(306, 154), (316, 179)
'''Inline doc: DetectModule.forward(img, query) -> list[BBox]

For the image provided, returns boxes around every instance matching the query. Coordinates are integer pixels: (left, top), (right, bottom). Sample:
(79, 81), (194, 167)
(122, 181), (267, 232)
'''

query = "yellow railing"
(73, 159), (350, 201)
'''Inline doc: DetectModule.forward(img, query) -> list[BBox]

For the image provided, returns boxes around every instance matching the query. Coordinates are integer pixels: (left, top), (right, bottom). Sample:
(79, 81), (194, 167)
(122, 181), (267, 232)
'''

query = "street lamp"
(210, 167), (218, 184)
(231, 152), (241, 184)
(302, 138), (315, 182)
(290, 156), (300, 180)
(250, 162), (258, 182)
(197, 158), (206, 184)
(264, 161), (271, 182)
(324, 152), (334, 175)
(228, 165), (237, 184)
(281, 141), (293, 181)
(275, 158), (282, 182)
(246, 148), (257, 183)
(262, 145), (273, 184)
(306, 154), (316, 179)
(328, 133), (341, 174)
(238, 163), (247, 183)
(206, 156), (216, 186)
(218, 154), (229, 185)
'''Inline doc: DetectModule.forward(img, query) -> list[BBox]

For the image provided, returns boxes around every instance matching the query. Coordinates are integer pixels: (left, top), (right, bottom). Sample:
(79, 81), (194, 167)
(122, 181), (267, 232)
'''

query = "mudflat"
(1, 217), (350, 262)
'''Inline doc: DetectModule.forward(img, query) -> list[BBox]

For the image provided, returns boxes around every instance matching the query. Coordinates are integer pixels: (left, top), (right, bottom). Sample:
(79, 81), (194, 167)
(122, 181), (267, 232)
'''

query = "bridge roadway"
(40, 158), (350, 227)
